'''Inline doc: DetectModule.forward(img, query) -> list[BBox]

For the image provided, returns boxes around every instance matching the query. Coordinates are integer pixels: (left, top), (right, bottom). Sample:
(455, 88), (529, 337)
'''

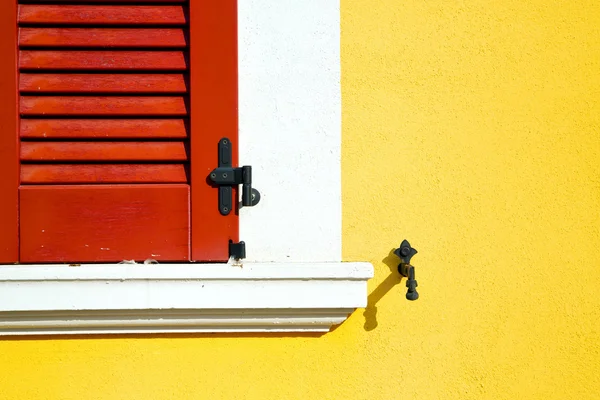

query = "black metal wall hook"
(394, 239), (419, 301)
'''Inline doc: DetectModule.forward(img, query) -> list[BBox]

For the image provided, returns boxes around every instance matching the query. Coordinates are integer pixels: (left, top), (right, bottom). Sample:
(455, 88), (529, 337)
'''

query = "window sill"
(0, 262), (373, 335)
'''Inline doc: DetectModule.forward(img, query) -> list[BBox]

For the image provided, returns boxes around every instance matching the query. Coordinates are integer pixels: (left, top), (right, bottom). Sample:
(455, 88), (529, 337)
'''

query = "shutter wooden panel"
(16, 1), (193, 263)
(0, 0), (19, 263)
(1, 0), (238, 263)
(189, 1), (239, 261)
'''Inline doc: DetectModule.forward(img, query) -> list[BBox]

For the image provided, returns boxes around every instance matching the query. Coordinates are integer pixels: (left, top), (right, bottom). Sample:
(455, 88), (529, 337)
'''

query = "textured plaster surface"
(342, 0), (600, 398)
(1, 0), (599, 399)
(239, 0), (342, 262)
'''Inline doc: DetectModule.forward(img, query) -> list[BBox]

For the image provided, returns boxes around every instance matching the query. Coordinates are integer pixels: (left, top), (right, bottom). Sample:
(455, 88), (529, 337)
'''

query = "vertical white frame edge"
(238, 0), (342, 262)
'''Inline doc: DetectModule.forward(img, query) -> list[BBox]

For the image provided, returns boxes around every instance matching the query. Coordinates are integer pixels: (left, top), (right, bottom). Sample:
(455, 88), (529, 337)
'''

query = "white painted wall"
(238, 1), (342, 262)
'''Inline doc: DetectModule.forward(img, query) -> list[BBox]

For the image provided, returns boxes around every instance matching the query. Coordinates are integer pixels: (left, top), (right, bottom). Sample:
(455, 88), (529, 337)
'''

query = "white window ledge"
(0, 262), (373, 335)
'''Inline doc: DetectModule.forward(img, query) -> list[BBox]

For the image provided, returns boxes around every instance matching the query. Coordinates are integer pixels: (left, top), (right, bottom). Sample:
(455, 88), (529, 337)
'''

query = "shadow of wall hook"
(394, 239), (419, 301)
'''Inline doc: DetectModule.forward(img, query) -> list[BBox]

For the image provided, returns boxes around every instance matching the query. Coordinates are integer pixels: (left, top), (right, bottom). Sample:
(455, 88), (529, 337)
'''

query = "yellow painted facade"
(1, 1), (599, 399)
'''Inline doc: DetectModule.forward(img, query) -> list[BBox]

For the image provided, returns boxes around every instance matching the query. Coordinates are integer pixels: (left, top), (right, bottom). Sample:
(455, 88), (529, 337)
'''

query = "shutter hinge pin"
(229, 241), (246, 260)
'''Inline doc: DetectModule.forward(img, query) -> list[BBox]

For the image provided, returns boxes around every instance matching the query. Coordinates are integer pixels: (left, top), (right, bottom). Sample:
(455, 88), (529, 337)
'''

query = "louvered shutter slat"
(20, 28), (188, 48)
(21, 96), (188, 116)
(21, 119), (189, 139)
(19, 5), (187, 25)
(21, 165), (188, 184)
(20, 51), (188, 70)
(26, 0), (186, 3)
(21, 142), (189, 161)
(20, 73), (188, 93)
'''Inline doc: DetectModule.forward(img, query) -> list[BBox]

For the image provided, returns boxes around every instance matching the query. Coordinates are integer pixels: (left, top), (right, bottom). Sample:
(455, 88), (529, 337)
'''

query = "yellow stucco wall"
(343, 0), (600, 398)
(1, 1), (599, 399)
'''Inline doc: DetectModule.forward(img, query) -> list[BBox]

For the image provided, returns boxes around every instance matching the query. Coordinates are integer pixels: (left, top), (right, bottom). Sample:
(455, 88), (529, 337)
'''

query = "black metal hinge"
(229, 241), (246, 260)
(208, 138), (261, 216)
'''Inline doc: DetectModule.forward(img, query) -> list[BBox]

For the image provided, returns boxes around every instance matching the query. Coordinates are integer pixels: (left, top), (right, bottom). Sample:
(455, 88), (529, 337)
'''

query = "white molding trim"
(0, 263), (373, 335)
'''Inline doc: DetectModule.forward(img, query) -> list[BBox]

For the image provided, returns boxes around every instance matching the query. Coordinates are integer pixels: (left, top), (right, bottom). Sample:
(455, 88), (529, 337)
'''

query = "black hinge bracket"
(208, 138), (261, 216)
(229, 241), (246, 260)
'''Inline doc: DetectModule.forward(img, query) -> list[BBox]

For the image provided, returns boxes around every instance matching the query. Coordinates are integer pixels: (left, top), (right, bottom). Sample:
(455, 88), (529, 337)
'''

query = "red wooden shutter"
(0, 0), (238, 263)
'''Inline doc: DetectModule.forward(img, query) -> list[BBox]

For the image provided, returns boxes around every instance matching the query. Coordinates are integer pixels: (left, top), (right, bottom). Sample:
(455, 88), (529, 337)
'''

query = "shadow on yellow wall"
(363, 248), (402, 331)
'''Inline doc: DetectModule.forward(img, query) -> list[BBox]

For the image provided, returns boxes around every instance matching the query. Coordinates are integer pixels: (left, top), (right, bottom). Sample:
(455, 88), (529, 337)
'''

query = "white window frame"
(0, 1), (373, 335)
